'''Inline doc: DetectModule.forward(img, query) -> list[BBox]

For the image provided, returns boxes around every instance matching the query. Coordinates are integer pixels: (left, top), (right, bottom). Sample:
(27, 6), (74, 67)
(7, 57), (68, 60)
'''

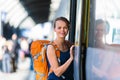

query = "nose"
(61, 28), (64, 31)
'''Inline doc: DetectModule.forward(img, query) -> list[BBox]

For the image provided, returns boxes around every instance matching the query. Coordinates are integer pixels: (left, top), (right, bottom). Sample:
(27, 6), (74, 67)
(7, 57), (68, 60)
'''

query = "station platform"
(0, 70), (35, 80)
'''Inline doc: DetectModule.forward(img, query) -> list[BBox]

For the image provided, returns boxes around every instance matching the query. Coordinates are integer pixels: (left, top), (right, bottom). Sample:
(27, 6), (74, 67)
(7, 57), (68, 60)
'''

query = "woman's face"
(95, 23), (106, 41)
(54, 20), (69, 38)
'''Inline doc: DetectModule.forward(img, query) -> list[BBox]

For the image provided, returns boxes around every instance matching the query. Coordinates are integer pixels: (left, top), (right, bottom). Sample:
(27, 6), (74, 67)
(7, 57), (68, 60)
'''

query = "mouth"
(60, 33), (66, 35)
(59, 33), (66, 36)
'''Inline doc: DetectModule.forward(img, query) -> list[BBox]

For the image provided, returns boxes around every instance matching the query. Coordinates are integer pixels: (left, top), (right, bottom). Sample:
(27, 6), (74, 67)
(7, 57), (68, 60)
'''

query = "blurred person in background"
(2, 45), (13, 73)
(19, 38), (30, 57)
(0, 36), (6, 71)
(17, 38), (31, 71)
(17, 49), (30, 71)
(11, 33), (20, 72)
(4, 40), (16, 73)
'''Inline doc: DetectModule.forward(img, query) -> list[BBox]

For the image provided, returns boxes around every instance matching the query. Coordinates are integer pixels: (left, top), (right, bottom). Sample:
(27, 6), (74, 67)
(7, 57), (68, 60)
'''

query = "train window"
(95, 0), (120, 46)
(113, 28), (120, 44)
(86, 0), (120, 80)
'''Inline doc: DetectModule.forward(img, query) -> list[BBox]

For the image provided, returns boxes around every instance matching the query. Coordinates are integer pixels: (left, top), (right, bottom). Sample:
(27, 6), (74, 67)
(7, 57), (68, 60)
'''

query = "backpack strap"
(32, 45), (46, 62)
(35, 71), (45, 80)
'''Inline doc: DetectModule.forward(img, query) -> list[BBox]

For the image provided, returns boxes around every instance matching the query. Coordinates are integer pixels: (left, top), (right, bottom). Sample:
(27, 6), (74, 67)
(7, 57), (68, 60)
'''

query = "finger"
(70, 45), (75, 50)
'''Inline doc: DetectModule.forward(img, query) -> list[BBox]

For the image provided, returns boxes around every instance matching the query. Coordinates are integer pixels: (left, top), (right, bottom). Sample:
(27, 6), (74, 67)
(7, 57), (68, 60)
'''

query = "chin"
(59, 36), (66, 38)
(60, 36), (65, 38)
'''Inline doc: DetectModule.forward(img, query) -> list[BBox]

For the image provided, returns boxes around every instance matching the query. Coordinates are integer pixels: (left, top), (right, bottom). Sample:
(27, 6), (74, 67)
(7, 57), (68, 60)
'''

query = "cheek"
(66, 30), (68, 34)
(54, 28), (58, 32)
(54, 28), (59, 33)
(54, 29), (61, 35)
(63, 28), (68, 31)
(65, 29), (69, 33)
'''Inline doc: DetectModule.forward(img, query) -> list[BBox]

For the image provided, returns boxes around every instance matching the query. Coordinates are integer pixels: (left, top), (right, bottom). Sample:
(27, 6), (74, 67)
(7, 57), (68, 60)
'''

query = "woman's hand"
(70, 45), (75, 60)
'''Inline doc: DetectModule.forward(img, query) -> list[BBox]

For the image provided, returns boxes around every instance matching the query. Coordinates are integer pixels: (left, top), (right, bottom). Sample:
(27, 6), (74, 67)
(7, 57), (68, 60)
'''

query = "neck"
(54, 38), (68, 51)
(95, 40), (105, 49)
(54, 38), (65, 44)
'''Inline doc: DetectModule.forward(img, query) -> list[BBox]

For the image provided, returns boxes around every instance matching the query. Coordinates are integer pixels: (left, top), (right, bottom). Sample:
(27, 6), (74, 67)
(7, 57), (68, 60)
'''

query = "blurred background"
(0, 0), (70, 80)
(2, 0), (120, 80)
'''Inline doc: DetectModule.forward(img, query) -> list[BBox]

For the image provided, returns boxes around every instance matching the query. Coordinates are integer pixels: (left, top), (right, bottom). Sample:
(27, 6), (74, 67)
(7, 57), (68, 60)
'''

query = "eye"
(63, 26), (68, 30)
(58, 26), (61, 29)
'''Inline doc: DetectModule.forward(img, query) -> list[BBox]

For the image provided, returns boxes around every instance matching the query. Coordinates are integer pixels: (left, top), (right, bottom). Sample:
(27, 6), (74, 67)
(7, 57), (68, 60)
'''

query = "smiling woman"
(47, 17), (75, 80)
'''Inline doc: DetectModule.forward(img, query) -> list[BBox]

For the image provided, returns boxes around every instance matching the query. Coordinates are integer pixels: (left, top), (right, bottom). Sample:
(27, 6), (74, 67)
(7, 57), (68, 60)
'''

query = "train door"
(72, 0), (82, 80)
(85, 0), (120, 80)
(72, 0), (91, 80)
(70, 0), (90, 80)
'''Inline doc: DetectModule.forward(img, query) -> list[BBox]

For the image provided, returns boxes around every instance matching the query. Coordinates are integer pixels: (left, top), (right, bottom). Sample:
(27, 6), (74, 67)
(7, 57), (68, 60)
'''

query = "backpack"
(30, 40), (60, 80)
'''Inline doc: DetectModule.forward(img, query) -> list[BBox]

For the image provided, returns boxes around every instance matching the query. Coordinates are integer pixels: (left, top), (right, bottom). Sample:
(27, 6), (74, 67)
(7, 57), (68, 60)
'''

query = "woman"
(92, 19), (120, 80)
(47, 17), (75, 80)
(94, 19), (106, 48)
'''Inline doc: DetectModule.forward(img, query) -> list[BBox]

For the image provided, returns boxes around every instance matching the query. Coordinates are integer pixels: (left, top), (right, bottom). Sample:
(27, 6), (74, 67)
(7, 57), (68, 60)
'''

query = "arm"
(47, 45), (74, 77)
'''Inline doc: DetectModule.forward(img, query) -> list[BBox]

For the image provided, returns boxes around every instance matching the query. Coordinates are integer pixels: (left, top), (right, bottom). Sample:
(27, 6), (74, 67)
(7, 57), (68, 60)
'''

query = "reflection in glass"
(86, 0), (120, 80)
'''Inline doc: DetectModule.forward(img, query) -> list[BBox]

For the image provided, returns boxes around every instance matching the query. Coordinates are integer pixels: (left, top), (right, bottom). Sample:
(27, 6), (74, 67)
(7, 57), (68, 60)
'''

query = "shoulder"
(47, 44), (56, 55)
(47, 44), (55, 51)
(47, 44), (58, 59)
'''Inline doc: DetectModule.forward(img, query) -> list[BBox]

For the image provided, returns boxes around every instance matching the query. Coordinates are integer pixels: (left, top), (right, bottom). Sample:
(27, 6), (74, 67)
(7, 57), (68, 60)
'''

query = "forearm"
(53, 58), (73, 77)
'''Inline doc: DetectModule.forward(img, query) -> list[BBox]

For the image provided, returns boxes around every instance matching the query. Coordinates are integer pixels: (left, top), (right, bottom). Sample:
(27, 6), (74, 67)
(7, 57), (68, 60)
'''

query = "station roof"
(20, 0), (51, 23)
(0, 0), (60, 28)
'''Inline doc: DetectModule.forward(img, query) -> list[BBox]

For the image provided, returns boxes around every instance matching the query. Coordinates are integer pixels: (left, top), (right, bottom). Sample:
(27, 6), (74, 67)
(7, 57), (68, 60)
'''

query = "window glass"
(86, 0), (120, 80)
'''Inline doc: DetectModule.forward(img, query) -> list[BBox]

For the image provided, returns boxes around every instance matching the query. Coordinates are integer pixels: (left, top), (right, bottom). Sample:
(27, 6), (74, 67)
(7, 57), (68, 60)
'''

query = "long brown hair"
(53, 17), (70, 29)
